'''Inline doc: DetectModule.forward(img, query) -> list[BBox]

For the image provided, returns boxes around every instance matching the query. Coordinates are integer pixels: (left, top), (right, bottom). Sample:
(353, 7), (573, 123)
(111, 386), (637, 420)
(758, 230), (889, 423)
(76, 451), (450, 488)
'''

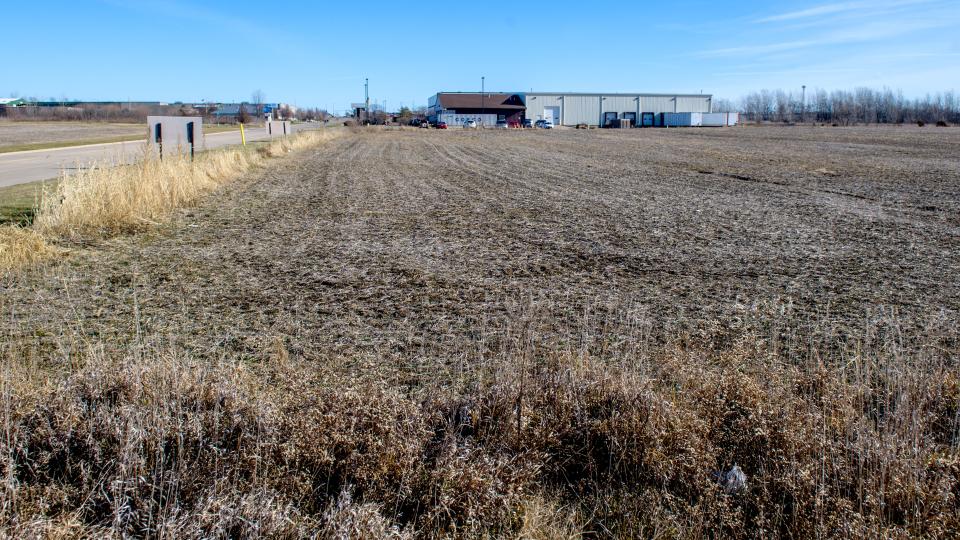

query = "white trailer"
(701, 113), (727, 127)
(702, 113), (740, 126)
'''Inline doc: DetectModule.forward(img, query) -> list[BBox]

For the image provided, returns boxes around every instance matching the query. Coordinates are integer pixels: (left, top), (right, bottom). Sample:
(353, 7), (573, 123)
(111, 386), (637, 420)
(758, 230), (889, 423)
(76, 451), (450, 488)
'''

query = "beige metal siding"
(524, 94), (562, 123)
(563, 95), (600, 125)
(640, 96), (675, 113)
(523, 94), (713, 125)
(676, 96), (711, 113)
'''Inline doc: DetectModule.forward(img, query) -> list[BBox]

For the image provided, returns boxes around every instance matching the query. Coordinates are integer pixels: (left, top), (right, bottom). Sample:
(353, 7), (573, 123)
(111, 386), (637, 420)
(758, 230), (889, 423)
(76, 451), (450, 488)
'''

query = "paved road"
(0, 124), (323, 188)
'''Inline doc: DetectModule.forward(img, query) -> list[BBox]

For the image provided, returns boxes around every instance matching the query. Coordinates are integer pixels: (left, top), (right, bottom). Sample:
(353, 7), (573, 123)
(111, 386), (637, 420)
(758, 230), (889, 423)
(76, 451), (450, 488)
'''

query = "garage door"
(543, 106), (560, 125)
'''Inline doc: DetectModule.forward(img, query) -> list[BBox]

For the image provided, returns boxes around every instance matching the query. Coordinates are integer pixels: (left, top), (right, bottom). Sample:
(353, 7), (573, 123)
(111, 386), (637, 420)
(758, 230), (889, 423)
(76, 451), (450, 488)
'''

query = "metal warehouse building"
(524, 93), (712, 127)
(429, 92), (713, 127)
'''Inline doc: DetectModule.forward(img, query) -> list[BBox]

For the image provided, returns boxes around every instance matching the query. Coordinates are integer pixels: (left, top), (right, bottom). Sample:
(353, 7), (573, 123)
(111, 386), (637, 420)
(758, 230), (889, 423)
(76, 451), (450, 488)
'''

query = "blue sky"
(3, 0), (958, 113)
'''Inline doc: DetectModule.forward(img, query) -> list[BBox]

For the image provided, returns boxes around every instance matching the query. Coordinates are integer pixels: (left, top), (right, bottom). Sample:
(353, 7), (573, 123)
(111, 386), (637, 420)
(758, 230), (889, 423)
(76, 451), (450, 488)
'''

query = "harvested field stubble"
(2, 126), (959, 537)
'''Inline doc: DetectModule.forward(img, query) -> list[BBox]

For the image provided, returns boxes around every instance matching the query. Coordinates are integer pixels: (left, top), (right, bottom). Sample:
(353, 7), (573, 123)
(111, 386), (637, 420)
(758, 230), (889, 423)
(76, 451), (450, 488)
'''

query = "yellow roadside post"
(240, 123), (246, 146)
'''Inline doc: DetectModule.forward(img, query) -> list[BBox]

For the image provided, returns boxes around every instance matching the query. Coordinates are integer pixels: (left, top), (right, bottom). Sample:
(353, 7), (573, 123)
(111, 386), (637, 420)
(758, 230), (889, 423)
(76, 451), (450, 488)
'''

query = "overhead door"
(543, 106), (560, 125)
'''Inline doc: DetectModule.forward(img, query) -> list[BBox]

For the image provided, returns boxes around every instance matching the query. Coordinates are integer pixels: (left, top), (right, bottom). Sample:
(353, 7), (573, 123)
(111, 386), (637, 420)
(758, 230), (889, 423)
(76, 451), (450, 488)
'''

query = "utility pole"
(481, 76), (485, 127)
(364, 78), (369, 123)
(801, 85), (806, 123)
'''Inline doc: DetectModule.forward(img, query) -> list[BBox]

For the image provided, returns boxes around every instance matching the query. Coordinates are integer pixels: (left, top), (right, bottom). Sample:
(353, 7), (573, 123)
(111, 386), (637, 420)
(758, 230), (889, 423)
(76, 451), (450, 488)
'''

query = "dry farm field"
(2, 126), (959, 537)
(0, 121), (146, 152)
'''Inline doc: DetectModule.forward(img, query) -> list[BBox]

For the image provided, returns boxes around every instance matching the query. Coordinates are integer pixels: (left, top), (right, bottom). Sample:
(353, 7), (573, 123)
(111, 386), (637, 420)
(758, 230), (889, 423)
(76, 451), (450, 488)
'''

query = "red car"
(436, 122), (448, 129)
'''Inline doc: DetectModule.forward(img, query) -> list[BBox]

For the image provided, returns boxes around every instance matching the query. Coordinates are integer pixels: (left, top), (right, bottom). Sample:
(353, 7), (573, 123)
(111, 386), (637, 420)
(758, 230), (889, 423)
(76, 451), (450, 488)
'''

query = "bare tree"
(712, 98), (736, 112)
(735, 86), (960, 126)
(237, 103), (251, 124)
(774, 89), (790, 122)
(251, 89), (266, 118)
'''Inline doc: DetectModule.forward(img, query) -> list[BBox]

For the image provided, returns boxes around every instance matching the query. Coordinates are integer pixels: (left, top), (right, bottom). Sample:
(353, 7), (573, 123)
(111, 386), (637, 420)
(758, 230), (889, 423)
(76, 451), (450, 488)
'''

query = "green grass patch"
(0, 178), (56, 226)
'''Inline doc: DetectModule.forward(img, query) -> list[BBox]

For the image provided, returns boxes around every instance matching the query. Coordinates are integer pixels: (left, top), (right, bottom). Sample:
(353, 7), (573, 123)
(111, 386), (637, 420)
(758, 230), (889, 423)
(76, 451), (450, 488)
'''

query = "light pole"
(801, 85), (806, 123)
(481, 76), (485, 127)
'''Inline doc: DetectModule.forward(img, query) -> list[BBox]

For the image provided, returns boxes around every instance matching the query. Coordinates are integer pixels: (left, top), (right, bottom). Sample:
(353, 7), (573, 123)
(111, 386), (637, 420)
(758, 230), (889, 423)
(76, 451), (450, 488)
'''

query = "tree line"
(714, 88), (959, 125)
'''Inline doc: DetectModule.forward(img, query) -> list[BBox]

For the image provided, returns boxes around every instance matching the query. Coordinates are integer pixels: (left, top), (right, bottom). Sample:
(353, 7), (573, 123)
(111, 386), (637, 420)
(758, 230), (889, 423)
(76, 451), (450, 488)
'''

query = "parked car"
(495, 120), (509, 129)
(535, 119), (554, 129)
(436, 121), (448, 129)
(463, 119), (478, 129)
(522, 119), (534, 128)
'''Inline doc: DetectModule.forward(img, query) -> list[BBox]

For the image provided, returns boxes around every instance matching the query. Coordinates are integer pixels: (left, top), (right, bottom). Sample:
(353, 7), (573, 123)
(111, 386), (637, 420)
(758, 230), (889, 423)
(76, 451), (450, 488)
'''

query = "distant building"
(0, 98), (27, 115)
(27, 101), (166, 107)
(427, 93), (525, 127)
(523, 92), (712, 127)
(211, 103), (261, 122)
(428, 91), (713, 127)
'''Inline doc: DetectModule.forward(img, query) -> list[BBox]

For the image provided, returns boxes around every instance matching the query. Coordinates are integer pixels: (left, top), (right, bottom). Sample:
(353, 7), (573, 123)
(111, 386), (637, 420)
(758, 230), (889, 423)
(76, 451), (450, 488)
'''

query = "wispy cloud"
(755, 0), (932, 23)
(699, 17), (954, 58)
(700, 40), (819, 57)
(757, 1), (867, 22)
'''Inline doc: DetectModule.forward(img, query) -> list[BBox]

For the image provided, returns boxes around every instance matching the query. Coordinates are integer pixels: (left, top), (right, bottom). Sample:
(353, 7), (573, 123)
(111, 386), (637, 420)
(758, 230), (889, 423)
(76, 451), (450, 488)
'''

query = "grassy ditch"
(0, 130), (339, 270)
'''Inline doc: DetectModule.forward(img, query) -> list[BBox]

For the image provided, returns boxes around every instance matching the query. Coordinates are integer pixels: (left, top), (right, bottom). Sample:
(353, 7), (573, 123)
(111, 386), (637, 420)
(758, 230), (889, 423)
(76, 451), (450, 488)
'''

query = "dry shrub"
(0, 226), (54, 270)
(2, 331), (958, 538)
(0, 348), (527, 537)
(518, 496), (584, 539)
(321, 490), (411, 539)
(33, 130), (339, 238)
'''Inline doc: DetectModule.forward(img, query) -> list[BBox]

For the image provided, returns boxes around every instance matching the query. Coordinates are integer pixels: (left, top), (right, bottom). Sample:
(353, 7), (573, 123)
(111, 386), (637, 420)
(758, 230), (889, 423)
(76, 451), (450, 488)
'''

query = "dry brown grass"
(0, 226), (53, 270)
(1, 325), (956, 538)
